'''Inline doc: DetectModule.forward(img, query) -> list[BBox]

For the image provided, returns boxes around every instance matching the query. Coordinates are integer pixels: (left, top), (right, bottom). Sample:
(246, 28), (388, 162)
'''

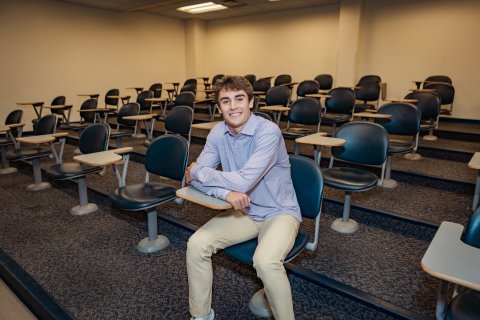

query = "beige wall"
(0, 0), (186, 130)
(1, 0), (479, 125)
(359, 0), (480, 119)
(205, 5), (340, 91)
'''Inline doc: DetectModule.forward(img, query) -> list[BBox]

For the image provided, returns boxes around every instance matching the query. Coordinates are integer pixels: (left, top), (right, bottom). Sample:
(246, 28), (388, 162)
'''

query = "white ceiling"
(55, 0), (339, 21)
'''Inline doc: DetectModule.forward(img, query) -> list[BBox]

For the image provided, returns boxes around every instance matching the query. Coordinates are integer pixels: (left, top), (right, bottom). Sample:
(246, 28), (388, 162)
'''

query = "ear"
(249, 97), (254, 109)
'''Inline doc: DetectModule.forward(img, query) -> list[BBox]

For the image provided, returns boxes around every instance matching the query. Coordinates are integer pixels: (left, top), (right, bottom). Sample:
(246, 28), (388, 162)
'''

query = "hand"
(185, 162), (198, 184)
(225, 191), (250, 210)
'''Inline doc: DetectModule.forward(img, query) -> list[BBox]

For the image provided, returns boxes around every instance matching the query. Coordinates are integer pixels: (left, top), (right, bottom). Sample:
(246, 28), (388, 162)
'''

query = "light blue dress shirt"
(190, 113), (301, 222)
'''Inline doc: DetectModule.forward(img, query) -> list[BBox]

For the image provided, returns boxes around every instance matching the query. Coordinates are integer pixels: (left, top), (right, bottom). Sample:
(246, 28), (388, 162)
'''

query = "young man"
(186, 75), (301, 320)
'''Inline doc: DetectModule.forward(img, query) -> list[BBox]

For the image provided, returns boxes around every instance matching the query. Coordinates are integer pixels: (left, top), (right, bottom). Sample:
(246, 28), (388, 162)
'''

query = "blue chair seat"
(224, 231), (309, 265)
(446, 289), (480, 320)
(322, 114), (351, 123)
(46, 163), (102, 180)
(282, 129), (314, 140)
(322, 167), (378, 191)
(6, 147), (52, 161)
(420, 121), (436, 131)
(110, 129), (133, 138)
(110, 183), (176, 211)
(388, 140), (415, 154)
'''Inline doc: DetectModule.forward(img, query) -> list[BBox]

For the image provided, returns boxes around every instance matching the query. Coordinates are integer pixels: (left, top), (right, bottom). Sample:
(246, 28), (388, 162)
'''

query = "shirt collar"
(223, 112), (258, 137)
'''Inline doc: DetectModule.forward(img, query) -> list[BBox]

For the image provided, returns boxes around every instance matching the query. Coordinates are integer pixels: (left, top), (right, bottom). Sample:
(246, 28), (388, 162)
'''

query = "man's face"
(218, 88), (253, 135)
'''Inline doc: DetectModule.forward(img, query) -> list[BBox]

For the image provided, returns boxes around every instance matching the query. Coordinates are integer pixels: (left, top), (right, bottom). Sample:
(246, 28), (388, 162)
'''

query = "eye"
(235, 96), (245, 102)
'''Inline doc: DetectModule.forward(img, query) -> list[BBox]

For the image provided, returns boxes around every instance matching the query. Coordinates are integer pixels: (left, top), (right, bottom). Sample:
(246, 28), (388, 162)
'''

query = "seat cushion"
(110, 183), (177, 211)
(224, 231), (309, 265)
(446, 289), (480, 320)
(110, 129), (133, 138)
(282, 129), (313, 140)
(46, 162), (102, 180)
(6, 147), (52, 161)
(322, 167), (378, 191)
(388, 140), (415, 154)
(420, 121), (435, 131)
(321, 114), (351, 124)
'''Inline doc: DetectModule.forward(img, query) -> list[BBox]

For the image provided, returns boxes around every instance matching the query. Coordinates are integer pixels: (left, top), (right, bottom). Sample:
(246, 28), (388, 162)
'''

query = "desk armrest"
(51, 132), (69, 138)
(176, 186), (232, 210)
(112, 147), (133, 154)
(468, 152), (480, 169)
(421, 221), (480, 291)
(7, 123), (25, 128)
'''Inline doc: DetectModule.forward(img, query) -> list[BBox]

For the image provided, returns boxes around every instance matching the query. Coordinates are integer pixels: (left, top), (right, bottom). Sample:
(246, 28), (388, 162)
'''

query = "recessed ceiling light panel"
(177, 2), (228, 14)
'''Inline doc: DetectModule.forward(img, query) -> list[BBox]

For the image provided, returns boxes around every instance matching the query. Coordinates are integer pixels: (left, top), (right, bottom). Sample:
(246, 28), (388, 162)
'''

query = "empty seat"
(314, 74), (333, 91)
(322, 122), (388, 233)
(110, 135), (189, 253)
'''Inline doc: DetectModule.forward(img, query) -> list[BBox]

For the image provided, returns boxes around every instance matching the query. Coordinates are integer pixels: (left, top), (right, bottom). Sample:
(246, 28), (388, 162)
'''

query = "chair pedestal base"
(248, 289), (272, 318)
(423, 134), (438, 141)
(137, 235), (170, 253)
(70, 203), (98, 216)
(378, 178), (398, 189)
(26, 182), (51, 191)
(0, 167), (17, 175)
(404, 152), (422, 160)
(331, 218), (358, 233)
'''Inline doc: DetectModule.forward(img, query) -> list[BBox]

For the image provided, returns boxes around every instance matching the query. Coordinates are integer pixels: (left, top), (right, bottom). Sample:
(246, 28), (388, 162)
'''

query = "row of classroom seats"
(0, 73), (475, 319)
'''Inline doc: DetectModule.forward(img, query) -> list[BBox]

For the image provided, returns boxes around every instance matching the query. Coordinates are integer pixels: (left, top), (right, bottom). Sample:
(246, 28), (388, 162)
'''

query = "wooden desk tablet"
(73, 147), (133, 166)
(353, 112), (392, 120)
(176, 186), (232, 210)
(192, 121), (220, 131)
(421, 221), (480, 318)
(126, 87), (144, 95)
(259, 105), (290, 125)
(123, 114), (157, 139)
(384, 99), (418, 103)
(78, 94), (100, 99)
(295, 133), (345, 165)
(305, 93), (331, 99)
(16, 101), (45, 119)
(409, 89), (436, 93)
(16, 132), (68, 144)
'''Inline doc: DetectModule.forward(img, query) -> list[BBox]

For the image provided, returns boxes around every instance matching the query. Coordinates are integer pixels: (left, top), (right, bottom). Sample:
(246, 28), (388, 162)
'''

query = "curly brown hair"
(213, 75), (254, 104)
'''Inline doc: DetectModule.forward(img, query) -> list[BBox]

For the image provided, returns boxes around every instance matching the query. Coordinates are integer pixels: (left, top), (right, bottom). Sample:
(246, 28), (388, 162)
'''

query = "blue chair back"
(290, 155), (323, 220)
(117, 103), (140, 127)
(79, 124), (110, 154)
(425, 75), (452, 85)
(5, 109), (23, 125)
(165, 106), (193, 135)
(137, 90), (154, 112)
(357, 74), (381, 85)
(288, 98), (321, 125)
(79, 98), (98, 123)
(149, 83), (162, 98)
(105, 88), (119, 106)
(145, 135), (189, 181)
(404, 91), (441, 120)
(180, 83), (197, 95)
(325, 87), (355, 115)
(376, 103), (420, 136)
(274, 74), (292, 86)
(423, 82), (455, 105)
(174, 92), (196, 108)
(314, 74), (333, 90)
(332, 122), (388, 165)
(34, 114), (57, 135)
(297, 80), (320, 97)
(355, 82), (380, 102)
(265, 85), (290, 106)
(244, 74), (256, 86)
(252, 79), (271, 93)
(463, 208), (480, 248)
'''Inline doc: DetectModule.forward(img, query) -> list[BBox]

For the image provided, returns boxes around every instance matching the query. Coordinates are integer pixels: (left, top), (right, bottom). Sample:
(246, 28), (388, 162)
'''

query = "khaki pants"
(187, 210), (300, 320)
